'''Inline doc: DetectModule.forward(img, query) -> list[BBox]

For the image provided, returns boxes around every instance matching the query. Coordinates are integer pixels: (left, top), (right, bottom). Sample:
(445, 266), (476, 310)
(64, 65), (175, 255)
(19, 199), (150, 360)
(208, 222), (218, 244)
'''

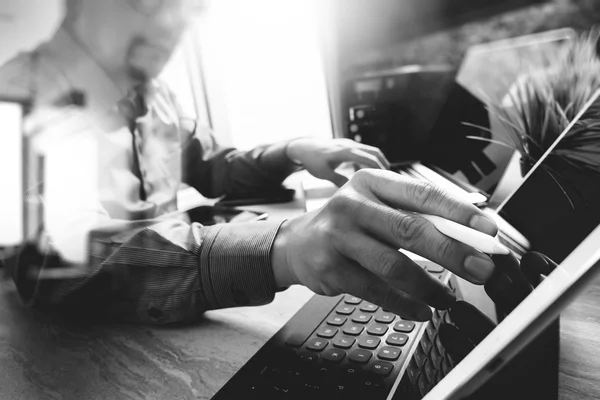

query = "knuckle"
(353, 168), (374, 182)
(392, 214), (427, 246)
(409, 180), (446, 209)
(436, 237), (457, 260)
(327, 191), (354, 213)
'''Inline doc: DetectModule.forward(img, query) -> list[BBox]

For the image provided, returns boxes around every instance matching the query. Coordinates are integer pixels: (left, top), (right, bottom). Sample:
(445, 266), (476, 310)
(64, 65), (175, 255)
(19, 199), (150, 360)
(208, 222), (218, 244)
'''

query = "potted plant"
(465, 29), (600, 261)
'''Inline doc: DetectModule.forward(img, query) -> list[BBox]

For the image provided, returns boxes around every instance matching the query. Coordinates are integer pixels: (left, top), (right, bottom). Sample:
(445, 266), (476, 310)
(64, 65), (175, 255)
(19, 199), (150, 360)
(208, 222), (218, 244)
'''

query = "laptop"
(211, 37), (600, 398)
(417, 28), (574, 197)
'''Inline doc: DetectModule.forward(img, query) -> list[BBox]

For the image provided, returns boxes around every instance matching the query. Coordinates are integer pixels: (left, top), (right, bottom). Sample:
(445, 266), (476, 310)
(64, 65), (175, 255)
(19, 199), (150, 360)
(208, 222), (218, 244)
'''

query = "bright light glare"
(200, 0), (332, 149)
(0, 101), (24, 246)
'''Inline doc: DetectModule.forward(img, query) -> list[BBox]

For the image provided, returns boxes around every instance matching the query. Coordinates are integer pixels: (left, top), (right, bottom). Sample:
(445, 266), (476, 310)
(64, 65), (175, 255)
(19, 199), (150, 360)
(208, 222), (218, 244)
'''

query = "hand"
(439, 252), (557, 363)
(285, 137), (391, 187)
(271, 169), (500, 321)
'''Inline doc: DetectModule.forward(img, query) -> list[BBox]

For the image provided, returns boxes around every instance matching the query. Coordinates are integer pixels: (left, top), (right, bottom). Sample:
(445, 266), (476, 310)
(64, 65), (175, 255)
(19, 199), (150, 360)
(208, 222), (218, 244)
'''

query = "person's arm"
(14, 111), (284, 324)
(172, 86), (389, 197)
(181, 123), (302, 198)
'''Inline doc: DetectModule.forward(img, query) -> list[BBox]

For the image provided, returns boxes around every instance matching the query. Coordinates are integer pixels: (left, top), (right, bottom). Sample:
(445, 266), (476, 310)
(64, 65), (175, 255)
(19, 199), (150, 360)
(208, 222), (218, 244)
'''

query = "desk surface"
(1, 184), (599, 400)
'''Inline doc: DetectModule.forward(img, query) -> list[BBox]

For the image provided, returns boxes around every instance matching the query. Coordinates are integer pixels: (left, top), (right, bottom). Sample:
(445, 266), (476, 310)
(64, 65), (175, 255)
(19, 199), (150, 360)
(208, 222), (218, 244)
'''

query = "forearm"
(183, 137), (302, 198)
(15, 218), (285, 324)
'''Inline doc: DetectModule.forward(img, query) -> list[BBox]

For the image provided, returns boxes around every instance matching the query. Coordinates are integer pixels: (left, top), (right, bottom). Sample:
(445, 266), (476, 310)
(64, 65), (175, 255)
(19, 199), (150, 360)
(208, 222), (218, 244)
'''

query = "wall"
(0, 0), (63, 66)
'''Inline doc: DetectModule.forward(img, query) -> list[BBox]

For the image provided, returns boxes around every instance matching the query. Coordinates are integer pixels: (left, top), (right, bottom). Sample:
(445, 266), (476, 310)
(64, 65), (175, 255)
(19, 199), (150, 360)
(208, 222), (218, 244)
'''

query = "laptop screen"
(422, 29), (574, 194)
(0, 100), (24, 246)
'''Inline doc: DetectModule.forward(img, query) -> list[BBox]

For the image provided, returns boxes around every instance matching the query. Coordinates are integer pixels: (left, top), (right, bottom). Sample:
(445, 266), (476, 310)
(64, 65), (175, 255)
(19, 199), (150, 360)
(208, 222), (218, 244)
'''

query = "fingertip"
(416, 305), (433, 322)
(428, 282), (457, 310)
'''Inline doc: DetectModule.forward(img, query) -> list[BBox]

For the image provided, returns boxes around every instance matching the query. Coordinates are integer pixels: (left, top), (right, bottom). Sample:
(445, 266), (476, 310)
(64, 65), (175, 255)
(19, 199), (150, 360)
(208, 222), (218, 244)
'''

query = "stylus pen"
(420, 214), (511, 255)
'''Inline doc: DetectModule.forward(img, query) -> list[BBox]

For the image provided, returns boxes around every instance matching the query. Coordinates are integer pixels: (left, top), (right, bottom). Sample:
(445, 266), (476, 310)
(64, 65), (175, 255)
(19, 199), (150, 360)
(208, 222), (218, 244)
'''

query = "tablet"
(421, 89), (600, 399)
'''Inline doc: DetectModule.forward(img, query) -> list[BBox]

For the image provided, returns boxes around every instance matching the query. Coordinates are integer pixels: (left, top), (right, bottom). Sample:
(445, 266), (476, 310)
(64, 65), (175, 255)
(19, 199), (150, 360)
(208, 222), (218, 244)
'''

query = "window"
(163, 0), (333, 149)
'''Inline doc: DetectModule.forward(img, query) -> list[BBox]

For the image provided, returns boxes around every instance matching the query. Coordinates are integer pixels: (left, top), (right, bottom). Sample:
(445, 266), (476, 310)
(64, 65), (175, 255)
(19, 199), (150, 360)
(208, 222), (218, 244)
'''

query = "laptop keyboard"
(240, 267), (458, 400)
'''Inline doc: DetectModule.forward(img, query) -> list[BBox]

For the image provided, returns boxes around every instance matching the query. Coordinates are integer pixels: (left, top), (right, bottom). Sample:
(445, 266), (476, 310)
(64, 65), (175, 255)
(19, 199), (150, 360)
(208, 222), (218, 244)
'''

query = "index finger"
(356, 169), (498, 236)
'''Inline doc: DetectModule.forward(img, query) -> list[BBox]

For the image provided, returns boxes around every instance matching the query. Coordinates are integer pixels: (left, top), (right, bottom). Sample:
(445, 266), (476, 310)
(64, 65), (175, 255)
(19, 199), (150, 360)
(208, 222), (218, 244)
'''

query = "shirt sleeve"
(12, 109), (288, 325)
(16, 218), (285, 324)
(171, 96), (302, 198)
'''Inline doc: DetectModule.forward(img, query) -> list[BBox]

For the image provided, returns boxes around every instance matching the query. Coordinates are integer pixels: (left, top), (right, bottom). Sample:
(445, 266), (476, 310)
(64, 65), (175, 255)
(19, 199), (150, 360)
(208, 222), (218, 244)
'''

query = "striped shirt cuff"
(199, 220), (284, 309)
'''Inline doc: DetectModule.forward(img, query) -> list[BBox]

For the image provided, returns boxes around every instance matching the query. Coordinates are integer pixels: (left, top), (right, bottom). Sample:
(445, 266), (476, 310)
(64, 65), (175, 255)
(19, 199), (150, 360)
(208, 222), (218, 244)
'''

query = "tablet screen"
(424, 224), (600, 400)
(420, 89), (600, 399)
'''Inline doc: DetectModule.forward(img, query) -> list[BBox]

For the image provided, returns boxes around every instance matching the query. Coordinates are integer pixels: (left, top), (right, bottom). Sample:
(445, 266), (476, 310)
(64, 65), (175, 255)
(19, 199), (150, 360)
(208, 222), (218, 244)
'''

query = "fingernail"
(464, 253), (495, 283)
(469, 215), (497, 236)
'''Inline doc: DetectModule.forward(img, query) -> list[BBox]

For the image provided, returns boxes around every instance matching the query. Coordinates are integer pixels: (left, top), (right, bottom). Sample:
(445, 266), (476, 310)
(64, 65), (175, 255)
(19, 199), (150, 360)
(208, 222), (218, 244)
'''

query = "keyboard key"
(327, 315), (347, 326)
(432, 310), (443, 328)
(328, 382), (354, 396)
(367, 324), (389, 336)
(349, 349), (373, 364)
(306, 338), (328, 352)
(424, 359), (437, 382)
(298, 350), (319, 363)
(359, 378), (386, 397)
(435, 334), (445, 355)
(430, 343), (443, 368)
(386, 333), (409, 346)
(360, 303), (379, 313)
(357, 336), (381, 350)
(375, 312), (396, 324)
(369, 360), (394, 377)
(406, 359), (420, 384)
(424, 263), (445, 273)
(444, 311), (453, 324)
(418, 373), (432, 396)
(317, 326), (338, 339)
(317, 365), (333, 379)
(333, 336), (356, 349)
(420, 333), (434, 354)
(352, 313), (372, 324)
(323, 348), (346, 363)
(345, 296), (362, 305)
(336, 305), (356, 315)
(301, 381), (325, 394)
(414, 347), (427, 367)
(393, 321), (415, 333)
(378, 346), (401, 361)
(449, 278), (456, 292)
(435, 369), (444, 385)
(343, 324), (364, 336)
(442, 357), (453, 375)
(340, 365), (364, 383)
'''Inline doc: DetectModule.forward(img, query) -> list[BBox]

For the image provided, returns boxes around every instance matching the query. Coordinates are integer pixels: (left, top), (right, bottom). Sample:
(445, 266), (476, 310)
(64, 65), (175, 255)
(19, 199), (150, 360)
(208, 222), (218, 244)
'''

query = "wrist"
(271, 219), (296, 288)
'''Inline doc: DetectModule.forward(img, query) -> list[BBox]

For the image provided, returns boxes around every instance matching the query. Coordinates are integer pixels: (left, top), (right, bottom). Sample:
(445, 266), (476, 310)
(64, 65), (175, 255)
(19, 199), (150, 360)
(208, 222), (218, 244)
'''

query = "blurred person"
(0, 0), (499, 324)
